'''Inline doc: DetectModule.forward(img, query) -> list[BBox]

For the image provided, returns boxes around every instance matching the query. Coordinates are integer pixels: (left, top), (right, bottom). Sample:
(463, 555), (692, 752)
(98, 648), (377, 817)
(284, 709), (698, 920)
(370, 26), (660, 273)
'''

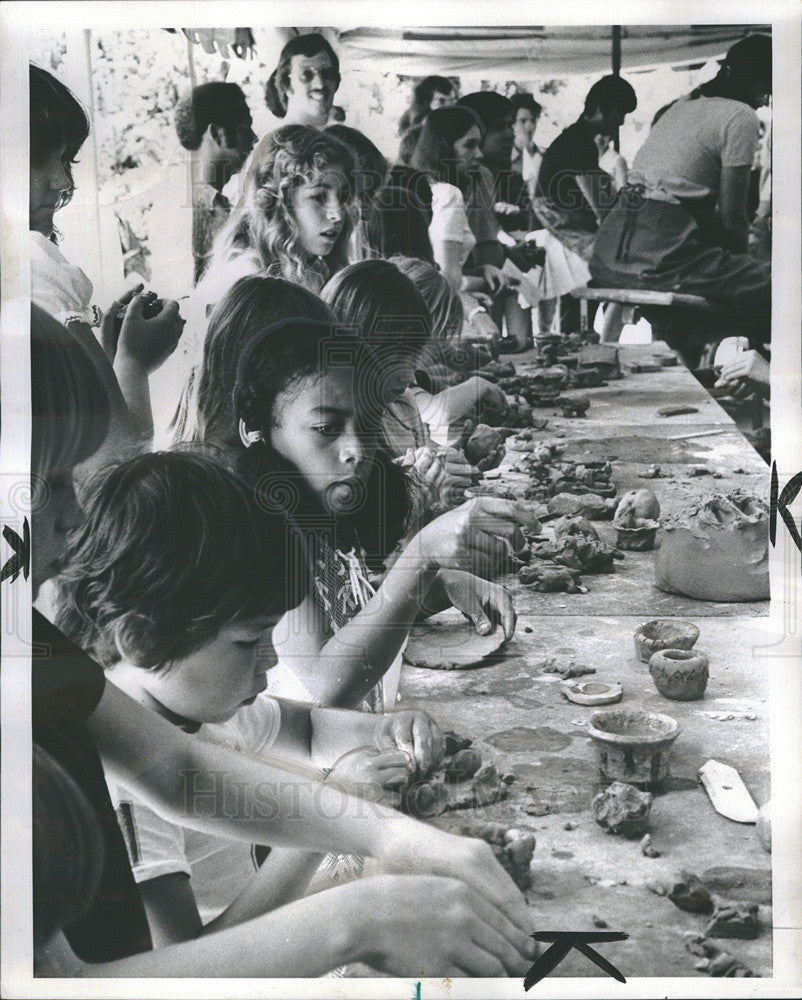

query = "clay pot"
(588, 709), (680, 789)
(615, 488), (661, 522)
(614, 517), (660, 551)
(633, 619), (699, 663)
(649, 648), (709, 701)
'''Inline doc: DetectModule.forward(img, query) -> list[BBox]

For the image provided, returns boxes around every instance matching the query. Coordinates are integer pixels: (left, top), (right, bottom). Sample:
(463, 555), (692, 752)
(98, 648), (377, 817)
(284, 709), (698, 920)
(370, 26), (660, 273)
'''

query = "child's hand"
(438, 568), (517, 639)
(374, 828), (536, 948)
(327, 746), (410, 806)
(474, 377), (510, 420)
(481, 264), (512, 294)
(411, 447), (447, 490)
(99, 283), (144, 361)
(376, 710), (445, 775)
(117, 292), (185, 375)
(411, 497), (538, 579)
(438, 447), (478, 506)
(356, 874), (537, 977)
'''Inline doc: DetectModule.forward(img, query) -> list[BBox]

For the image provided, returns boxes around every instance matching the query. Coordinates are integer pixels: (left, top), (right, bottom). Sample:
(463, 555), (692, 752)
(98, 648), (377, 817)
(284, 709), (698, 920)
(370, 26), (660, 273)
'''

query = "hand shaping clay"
(592, 781), (653, 837)
(655, 492), (770, 601)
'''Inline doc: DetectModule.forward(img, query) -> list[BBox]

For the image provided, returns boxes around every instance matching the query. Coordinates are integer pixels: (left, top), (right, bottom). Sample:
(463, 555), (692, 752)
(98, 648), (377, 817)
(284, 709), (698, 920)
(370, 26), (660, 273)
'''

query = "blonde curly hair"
(206, 125), (361, 292)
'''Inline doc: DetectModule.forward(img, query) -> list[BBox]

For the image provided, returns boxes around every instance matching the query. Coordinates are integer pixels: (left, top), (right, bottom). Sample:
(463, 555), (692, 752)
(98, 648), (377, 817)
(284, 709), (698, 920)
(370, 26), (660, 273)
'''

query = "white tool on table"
(698, 759), (759, 823)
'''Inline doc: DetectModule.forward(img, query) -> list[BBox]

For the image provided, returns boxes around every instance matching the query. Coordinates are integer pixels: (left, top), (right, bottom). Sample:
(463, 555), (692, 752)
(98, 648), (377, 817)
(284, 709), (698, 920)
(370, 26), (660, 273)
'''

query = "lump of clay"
(469, 763), (508, 807)
(463, 422), (506, 470)
(592, 781), (652, 837)
(704, 901), (761, 939)
(443, 731), (472, 755)
(533, 516), (623, 573)
(655, 492), (770, 601)
(547, 492), (617, 520)
(557, 393), (590, 417)
(406, 780), (449, 817)
(518, 560), (585, 593)
(443, 748), (482, 783)
(615, 488), (661, 521)
(668, 872), (714, 914)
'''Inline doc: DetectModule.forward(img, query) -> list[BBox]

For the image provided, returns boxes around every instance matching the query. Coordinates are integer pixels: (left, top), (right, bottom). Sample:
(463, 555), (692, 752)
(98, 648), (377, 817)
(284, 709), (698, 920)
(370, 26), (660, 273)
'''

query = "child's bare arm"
(53, 874), (536, 978)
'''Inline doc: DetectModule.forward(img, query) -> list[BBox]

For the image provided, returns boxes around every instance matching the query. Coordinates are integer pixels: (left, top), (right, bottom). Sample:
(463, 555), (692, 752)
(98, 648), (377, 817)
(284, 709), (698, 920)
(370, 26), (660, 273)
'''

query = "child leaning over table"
(56, 450), (444, 947)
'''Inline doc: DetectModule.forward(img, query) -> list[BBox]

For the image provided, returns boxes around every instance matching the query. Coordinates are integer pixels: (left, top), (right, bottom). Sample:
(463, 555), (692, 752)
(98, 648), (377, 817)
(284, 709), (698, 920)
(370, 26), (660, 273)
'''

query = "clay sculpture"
(578, 344), (621, 378)
(592, 781), (653, 837)
(443, 748), (482, 782)
(655, 492), (770, 601)
(588, 709), (680, 788)
(529, 517), (622, 574)
(547, 492), (617, 520)
(649, 648), (709, 700)
(633, 619), (700, 663)
(557, 393), (591, 418)
(518, 560), (585, 593)
(684, 933), (754, 977)
(615, 488), (661, 521)
(614, 511), (660, 550)
(462, 422), (506, 470)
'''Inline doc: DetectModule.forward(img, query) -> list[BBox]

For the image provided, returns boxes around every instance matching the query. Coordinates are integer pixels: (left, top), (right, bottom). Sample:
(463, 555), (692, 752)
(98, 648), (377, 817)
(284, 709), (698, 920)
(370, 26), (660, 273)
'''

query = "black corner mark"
(0, 519), (30, 584)
(770, 461), (802, 556)
(523, 931), (628, 989)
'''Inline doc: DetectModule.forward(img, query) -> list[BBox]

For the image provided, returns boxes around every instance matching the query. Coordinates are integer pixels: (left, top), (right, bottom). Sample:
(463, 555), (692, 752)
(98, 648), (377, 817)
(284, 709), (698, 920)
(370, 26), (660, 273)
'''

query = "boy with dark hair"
(534, 74), (637, 261)
(172, 82), (256, 281)
(56, 450), (447, 947)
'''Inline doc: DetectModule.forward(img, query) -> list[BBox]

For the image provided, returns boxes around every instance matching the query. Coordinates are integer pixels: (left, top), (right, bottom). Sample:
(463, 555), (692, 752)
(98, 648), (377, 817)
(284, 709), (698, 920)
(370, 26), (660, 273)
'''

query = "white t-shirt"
(30, 231), (95, 327)
(630, 96), (760, 203)
(428, 181), (476, 267)
(108, 694), (282, 924)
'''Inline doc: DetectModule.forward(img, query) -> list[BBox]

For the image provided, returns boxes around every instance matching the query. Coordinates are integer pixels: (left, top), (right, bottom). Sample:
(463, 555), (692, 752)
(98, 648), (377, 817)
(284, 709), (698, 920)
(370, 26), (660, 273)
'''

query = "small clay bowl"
(633, 619), (700, 663)
(649, 648), (709, 700)
(614, 518), (660, 551)
(588, 709), (680, 789)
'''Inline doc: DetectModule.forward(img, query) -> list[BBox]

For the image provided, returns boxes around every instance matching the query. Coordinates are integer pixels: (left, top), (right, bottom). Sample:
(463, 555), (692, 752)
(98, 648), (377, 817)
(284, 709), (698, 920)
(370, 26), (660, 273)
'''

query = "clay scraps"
(592, 781), (653, 837)
(525, 516), (623, 574)
(685, 934), (754, 977)
(430, 817), (536, 891)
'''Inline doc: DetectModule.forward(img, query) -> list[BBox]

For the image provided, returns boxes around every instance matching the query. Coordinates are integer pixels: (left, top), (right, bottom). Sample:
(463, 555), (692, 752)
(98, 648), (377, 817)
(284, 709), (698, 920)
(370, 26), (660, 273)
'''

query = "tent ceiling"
(337, 24), (771, 77)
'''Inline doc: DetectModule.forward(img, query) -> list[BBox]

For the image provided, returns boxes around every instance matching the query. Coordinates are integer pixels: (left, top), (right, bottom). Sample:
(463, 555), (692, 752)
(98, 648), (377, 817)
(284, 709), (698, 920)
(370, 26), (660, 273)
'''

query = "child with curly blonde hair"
(196, 125), (360, 308)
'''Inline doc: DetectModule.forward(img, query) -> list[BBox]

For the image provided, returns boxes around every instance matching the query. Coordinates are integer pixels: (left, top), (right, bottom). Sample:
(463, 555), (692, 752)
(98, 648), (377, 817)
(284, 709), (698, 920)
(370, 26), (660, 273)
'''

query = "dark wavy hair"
(174, 82), (250, 150)
(233, 318), (412, 562)
(410, 105), (484, 191)
(30, 64), (90, 221)
(265, 33), (341, 117)
(399, 76), (455, 136)
(55, 451), (307, 669)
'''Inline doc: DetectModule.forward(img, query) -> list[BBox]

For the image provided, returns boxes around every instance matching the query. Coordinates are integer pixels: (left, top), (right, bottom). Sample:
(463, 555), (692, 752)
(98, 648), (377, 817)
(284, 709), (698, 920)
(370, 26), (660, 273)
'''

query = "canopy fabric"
(337, 25), (771, 76)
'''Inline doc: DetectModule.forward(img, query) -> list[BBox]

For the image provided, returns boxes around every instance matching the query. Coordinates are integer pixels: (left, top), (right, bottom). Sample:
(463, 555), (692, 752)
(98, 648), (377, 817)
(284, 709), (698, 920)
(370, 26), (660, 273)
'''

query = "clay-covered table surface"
(398, 611), (772, 979)
(474, 342), (770, 618)
(514, 341), (737, 427)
